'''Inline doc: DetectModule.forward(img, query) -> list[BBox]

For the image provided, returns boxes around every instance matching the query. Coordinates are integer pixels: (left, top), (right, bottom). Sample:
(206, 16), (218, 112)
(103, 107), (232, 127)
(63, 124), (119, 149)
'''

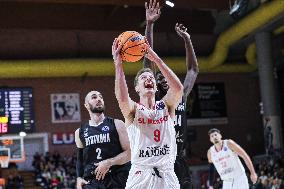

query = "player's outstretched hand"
(112, 38), (122, 66)
(175, 23), (190, 39)
(144, 39), (159, 63)
(250, 172), (258, 184)
(94, 159), (112, 180)
(76, 177), (89, 189)
(145, 0), (161, 23)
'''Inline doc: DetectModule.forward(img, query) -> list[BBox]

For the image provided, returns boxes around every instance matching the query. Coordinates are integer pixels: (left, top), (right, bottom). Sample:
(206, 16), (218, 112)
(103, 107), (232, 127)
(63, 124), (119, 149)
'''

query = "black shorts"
(83, 162), (130, 189)
(174, 156), (192, 189)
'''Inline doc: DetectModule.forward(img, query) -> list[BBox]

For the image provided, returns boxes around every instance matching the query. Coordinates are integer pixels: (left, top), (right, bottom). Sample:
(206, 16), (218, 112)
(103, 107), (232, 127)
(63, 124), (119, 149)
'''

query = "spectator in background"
(33, 151), (77, 189)
(265, 126), (274, 156)
(63, 100), (80, 121)
(54, 102), (66, 121)
(252, 156), (284, 189)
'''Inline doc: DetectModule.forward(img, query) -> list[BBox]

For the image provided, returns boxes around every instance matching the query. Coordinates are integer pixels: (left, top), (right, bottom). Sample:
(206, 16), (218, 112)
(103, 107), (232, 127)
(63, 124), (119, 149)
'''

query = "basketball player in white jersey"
(207, 128), (258, 189)
(112, 37), (183, 189)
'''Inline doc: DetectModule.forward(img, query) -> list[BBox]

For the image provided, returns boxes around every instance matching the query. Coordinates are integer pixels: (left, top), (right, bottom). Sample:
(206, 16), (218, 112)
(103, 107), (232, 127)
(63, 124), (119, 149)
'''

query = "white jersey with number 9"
(127, 100), (177, 168)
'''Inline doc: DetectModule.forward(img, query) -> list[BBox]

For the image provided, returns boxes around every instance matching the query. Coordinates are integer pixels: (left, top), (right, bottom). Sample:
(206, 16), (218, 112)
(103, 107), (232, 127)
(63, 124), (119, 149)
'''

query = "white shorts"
(222, 174), (249, 189)
(125, 165), (180, 189)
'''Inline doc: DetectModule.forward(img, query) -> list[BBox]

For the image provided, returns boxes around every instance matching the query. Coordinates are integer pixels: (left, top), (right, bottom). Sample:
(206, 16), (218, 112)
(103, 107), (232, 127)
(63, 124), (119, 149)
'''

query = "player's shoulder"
(75, 128), (80, 135)
(226, 139), (238, 149)
(207, 148), (211, 154)
(226, 139), (235, 145)
(114, 119), (127, 134)
(113, 118), (125, 128)
(114, 118), (124, 125)
(208, 145), (214, 152)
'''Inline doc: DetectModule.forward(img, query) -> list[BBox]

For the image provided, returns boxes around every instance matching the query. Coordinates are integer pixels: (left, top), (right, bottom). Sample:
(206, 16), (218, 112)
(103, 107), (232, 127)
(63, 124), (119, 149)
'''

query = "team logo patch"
(102, 126), (110, 132)
(156, 101), (165, 110)
(223, 147), (227, 151)
(135, 171), (142, 175)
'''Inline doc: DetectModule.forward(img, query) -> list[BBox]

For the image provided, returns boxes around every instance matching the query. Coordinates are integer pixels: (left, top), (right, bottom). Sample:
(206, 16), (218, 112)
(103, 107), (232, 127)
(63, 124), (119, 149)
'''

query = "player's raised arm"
(175, 23), (199, 101)
(143, 0), (161, 70)
(145, 45), (183, 109)
(112, 38), (135, 122)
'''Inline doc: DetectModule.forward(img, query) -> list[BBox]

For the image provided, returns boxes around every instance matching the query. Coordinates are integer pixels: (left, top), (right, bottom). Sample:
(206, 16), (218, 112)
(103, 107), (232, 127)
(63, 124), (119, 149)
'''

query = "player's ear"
(84, 103), (89, 109)
(135, 86), (140, 94)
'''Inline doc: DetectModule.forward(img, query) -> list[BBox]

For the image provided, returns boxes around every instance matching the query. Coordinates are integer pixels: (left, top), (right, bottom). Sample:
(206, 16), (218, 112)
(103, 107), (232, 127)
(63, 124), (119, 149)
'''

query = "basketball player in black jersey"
(75, 90), (131, 189)
(143, 1), (199, 188)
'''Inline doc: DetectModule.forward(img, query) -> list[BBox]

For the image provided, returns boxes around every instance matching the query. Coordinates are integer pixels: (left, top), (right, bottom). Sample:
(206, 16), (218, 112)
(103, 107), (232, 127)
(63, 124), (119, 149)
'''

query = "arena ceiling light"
(229, 0), (249, 19)
(165, 0), (175, 7)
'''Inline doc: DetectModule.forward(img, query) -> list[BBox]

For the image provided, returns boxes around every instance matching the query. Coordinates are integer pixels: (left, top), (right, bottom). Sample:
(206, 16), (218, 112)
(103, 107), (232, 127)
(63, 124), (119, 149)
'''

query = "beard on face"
(89, 103), (105, 113)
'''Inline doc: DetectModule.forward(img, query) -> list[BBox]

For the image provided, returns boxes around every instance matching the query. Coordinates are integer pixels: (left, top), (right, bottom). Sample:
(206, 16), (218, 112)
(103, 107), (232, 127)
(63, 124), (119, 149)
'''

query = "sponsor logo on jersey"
(138, 106), (144, 111)
(216, 155), (230, 163)
(102, 126), (110, 132)
(138, 115), (168, 125)
(139, 144), (170, 158)
(85, 133), (110, 146)
(176, 102), (185, 111)
(220, 167), (234, 176)
(223, 147), (227, 151)
(175, 131), (183, 143)
(84, 128), (89, 137)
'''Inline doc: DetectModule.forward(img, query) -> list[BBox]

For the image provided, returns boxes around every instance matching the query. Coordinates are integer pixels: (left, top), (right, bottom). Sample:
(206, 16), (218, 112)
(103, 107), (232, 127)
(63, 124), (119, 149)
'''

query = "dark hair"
(134, 68), (154, 87)
(155, 70), (163, 79)
(208, 128), (221, 135)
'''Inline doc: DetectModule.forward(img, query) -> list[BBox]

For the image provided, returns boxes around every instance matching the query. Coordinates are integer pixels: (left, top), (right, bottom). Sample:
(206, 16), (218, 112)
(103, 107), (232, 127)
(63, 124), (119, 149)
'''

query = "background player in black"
(143, 1), (199, 188)
(75, 90), (131, 189)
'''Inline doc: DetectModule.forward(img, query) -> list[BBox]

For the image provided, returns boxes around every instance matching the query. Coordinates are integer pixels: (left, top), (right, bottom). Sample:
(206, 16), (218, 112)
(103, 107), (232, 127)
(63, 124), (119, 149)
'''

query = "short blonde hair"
(134, 68), (154, 87)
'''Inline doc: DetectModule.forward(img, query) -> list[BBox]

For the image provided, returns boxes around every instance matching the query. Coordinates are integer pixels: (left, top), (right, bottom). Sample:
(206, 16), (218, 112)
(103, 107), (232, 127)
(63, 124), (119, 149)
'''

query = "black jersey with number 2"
(79, 117), (123, 168)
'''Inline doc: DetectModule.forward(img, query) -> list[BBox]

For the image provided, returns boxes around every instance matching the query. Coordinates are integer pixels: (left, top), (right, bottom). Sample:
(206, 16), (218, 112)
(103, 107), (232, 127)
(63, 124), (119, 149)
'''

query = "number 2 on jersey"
(96, 148), (102, 159)
(154, 129), (161, 142)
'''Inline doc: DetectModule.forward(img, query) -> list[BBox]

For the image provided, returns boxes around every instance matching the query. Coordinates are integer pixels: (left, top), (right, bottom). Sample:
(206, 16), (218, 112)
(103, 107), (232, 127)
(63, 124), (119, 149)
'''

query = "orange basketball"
(117, 31), (147, 62)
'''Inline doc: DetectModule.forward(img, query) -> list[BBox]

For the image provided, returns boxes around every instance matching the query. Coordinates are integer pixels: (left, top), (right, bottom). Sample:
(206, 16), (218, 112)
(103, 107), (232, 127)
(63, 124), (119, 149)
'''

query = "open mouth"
(144, 81), (154, 89)
(96, 102), (103, 107)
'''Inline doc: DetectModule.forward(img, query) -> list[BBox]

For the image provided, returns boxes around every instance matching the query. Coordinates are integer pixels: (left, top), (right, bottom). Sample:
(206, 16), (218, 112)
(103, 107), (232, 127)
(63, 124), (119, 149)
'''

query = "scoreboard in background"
(0, 88), (34, 134)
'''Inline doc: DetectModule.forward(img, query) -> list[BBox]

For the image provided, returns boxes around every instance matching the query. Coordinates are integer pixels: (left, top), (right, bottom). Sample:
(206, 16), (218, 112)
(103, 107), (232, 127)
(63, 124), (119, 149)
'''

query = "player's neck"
(139, 96), (155, 109)
(89, 113), (105, 126)
(214, 140), (224, 151)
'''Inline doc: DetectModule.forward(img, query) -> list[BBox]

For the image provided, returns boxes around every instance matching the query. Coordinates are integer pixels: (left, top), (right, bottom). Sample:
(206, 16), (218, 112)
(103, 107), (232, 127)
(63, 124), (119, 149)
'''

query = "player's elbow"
(193, 66), (199, 74)
(122, 148), (131, 163)
(176, 85), (184, 98)
(175, 82), (183, 94)
(126, 149), (131, 161)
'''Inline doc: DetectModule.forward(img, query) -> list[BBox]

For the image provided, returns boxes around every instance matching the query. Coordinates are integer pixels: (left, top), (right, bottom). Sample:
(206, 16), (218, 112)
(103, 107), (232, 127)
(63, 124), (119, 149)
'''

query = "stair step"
(18, 171), (37, 188)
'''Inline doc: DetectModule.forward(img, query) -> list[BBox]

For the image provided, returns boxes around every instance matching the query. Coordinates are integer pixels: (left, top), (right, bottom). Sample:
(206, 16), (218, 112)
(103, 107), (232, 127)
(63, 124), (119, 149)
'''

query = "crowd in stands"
(32, 151), (76, 189)
(4, 150), (282, 189)
(251, 155), (284, 189)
